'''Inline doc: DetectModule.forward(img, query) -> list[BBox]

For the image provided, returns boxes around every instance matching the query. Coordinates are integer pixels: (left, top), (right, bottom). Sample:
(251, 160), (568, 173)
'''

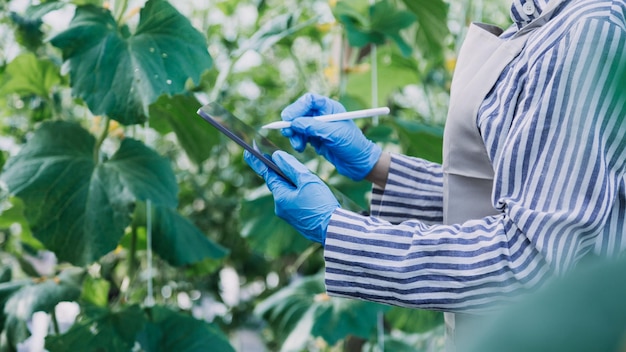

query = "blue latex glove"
(244, 150), (340, 244)
(281, 93), (382, 181)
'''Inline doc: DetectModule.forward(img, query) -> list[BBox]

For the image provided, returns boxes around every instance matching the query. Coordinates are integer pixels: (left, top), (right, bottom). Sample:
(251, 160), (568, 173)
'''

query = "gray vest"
(441, 0), (567, 346)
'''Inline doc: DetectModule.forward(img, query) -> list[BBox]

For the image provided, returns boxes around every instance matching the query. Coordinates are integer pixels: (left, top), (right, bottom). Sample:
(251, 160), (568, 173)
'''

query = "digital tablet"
(197, 102), (296, 186)
(196, 102), (366, 214)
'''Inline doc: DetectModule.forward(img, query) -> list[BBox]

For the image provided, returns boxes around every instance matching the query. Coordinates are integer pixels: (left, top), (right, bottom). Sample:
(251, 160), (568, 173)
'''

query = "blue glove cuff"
(347, 142), (383, 181)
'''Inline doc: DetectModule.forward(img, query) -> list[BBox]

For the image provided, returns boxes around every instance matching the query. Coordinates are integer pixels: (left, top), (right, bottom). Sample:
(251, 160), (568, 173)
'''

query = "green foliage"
(334, 0), (416, 56)
(45, 304), (146, 351)
(240, 188), (311, 258)
(136, 306), (235, 352)
(0, 121), (178, 266)
(255, 273), (388, 351)
(3, 268), (85, 348)
(145, 203), (229, 266)
(401, 0), (450, 62)
(149, 94), (220, 165)
(393, 119), (444, 163)
(45, 304), (235, 352)
(50, 0), (212, 125)
(0, 53), (62, 97)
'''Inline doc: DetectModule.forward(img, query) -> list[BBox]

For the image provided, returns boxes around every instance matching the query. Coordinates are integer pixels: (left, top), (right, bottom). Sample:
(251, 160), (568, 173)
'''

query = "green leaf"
(0, 268), (10, 284)
(334, 0), (415, 55)
(401, 0), (449, 61)
(240, 188), (310, 258)
(1, 121), (178, 265)
(137, 305), (235, 352)
(237, 12), (318, 55)
(23, 2), (67, 20)
(385, 307), (443, 334)
(45, 304), (146, 352)
(369, 1), (416, 56)
(50, 0), (212, 125)
(3, 268), (85, 349)
(0, 279), (31, 333)
(327, 176), (371, 210)
(80, 276), (110, 307)
(345, 45), (420, 108)
(0, 197), (42, 250)
(467, 256), (626, 352)
(149, 94), (220, 165)
(393, 119), (444, 163)
(0, 53), (62, 97)
(147, 203), (229, 266)
(256, 273), (387, 350)
(362, 328), (446, 352)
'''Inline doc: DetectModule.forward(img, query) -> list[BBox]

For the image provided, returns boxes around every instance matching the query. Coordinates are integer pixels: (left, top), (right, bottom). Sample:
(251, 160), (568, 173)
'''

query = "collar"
(510, 0), (551, 28)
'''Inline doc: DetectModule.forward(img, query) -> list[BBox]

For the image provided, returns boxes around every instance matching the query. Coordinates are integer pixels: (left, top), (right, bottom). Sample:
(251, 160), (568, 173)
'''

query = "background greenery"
(0, 0), (522, 351)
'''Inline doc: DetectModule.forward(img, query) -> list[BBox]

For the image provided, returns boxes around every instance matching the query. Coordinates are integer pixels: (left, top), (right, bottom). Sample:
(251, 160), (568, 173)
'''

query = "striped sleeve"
(370, 154), (443, 225)
(324, 18), (626, 313)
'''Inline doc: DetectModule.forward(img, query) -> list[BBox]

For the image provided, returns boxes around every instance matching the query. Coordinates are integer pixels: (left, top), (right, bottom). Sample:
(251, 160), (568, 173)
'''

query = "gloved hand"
(244, 150), (340, 244)
(281, 93), (382, 181)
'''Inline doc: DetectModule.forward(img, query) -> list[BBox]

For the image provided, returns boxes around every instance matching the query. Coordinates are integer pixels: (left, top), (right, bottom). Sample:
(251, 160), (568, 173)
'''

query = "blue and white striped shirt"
(324, 0), (626, 313)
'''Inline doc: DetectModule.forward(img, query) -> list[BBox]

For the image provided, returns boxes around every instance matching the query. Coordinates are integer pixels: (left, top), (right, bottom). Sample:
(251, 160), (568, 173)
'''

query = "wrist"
(365, 151), (390, 187)
(358, 143), (383, 181)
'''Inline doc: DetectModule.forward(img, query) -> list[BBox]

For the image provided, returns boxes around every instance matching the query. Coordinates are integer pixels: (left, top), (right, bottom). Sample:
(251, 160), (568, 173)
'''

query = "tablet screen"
(197, 102), (296, 186)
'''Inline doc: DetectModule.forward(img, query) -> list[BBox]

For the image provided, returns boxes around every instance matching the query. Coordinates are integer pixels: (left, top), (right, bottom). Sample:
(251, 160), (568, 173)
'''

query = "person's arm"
(323, 18), (626, 313)
(368, 153), (444, 225)
(365, 151), (390, 187)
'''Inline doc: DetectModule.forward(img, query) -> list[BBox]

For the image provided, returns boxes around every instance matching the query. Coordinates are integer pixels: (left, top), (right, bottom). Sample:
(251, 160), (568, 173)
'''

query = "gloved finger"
(307, 93), (346, 115)
(289, 134), (308, 152)
(272, 151), (318, 186)
(280, 127), (307, 152)
(246, 150), (293, 193)
(280, 93), (316, 121)
(244, 150), (269, 179)
(290, 117), (356, 142)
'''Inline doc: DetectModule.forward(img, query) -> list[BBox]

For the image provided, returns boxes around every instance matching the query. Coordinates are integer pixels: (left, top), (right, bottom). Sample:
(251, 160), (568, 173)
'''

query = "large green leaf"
(3, 268), (85, 349)
(0, 53), (62, 97)
(136, 305), (235, 352)
(0, 121), (178, 265)
(148, 203), (229, 266)
(385, 306), (443, 334)
(334, 0), (416, 56)
(50, 0), (213, 125)
(45, 304), (146, 352)
(345, 45), (420, 108)
(149, 94), (220, 165)
(240, 188), (310, 258)
(255, 273), (387, 351)
(401, 0), (449, 61)
(393, 120), (444, 163)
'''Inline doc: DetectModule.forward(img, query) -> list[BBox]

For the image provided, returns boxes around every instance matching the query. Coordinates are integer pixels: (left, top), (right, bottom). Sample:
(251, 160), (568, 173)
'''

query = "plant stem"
(209, 60), (233, 103)
(287, 244), (321, 275)
(115, 0), (129, 24)
(51, 309), (61, 335)
(93, 116), (110, 164)
(289, 47), (308, 87)
(128, 223), (138, 280)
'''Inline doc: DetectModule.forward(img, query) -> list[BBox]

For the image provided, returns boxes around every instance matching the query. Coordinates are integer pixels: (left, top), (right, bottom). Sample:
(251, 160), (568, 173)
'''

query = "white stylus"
(261, 107), (390, 130)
